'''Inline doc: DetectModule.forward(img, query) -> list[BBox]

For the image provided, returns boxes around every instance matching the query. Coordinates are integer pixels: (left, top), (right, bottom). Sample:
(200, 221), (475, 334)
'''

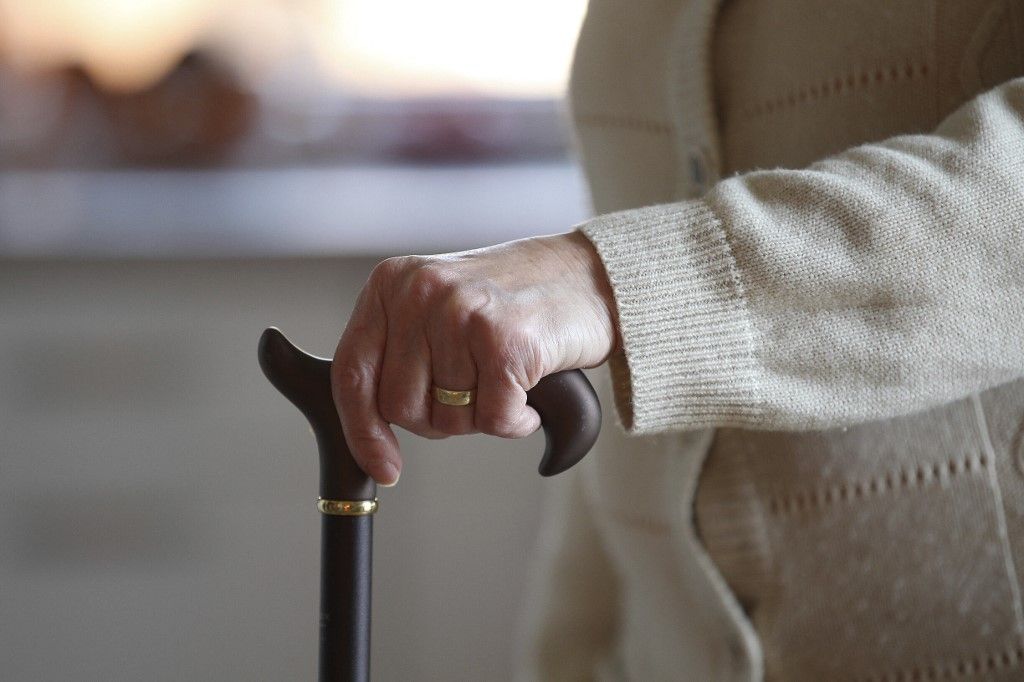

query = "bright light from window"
(313, 0), (588, 97)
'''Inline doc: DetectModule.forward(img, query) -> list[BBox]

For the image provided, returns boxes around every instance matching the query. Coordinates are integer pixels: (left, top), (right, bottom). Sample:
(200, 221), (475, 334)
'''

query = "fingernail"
(373, 461), (400, 487)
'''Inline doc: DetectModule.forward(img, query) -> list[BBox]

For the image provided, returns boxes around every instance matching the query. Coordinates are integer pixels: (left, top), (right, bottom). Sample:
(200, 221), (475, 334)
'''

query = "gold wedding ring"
(317, 498), (379, 516)
(434, 386), (475, 406)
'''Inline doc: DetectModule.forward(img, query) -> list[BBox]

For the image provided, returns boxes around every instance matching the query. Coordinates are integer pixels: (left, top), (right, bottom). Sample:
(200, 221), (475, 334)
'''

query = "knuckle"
(462, 295), (496, 327)
(434, 279), (488, 320)
(332, 359), (375, 396)
(345, 424), (386, 453)
(431, 411), (476, 436)
(370, 256), (417, 302)
(477, 409), (522, 438)
(449, 423), (478, 436)
(347, 428), (379, 447)
(378, 395), (421, 428)
(371, 255), (412, 282)
(406, 262), (450, 304)
(462, 304), (506, 353)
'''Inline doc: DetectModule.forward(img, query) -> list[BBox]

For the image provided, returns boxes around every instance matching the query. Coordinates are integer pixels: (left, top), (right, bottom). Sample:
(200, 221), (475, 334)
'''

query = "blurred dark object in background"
(0, 51), (253, 168)
(0, 64), (73, 167)
(99, 52), (255, 167)
(353, 99), (567, 165)
(391, 103), (525, 162)
(1, 51), (255, 168)
(0, 0), (581, 171)
(0, 0), (582, 259)
(0, 61), (568, 169)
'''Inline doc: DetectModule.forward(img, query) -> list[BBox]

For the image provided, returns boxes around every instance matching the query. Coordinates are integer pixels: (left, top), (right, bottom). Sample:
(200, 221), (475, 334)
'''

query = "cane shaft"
(320, 514), (372, 682)
(258, 327), (600, 681)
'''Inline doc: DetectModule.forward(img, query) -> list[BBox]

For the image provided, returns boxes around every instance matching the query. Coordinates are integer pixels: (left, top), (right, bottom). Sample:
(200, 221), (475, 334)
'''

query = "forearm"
(581, 76), (1024, 434)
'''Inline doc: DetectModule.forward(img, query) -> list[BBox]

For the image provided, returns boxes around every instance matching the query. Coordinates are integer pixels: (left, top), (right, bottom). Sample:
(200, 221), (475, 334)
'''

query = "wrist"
(553, 230), (623, 355)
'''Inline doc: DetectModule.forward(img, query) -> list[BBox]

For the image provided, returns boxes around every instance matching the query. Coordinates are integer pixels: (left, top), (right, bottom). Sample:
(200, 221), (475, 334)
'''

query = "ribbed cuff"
(576, 201), (764, 433)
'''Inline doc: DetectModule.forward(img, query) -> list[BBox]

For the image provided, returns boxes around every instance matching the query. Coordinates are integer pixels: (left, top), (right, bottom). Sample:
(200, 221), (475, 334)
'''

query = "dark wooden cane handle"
(259, 326), (601, 682)
(259, 327), (376, 501)
(258, 326), (601, 485)
(526, 368), (603, 476)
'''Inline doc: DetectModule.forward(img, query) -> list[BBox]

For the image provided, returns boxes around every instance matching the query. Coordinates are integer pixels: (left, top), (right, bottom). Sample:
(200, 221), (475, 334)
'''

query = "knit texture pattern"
(578, 201), (763, 433)
(522, 1), (1024, 680)
(579, 76), (1024, 435)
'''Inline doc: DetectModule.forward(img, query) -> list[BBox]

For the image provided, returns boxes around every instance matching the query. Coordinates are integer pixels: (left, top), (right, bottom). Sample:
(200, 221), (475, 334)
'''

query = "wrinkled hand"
(331, 231), (618, 486)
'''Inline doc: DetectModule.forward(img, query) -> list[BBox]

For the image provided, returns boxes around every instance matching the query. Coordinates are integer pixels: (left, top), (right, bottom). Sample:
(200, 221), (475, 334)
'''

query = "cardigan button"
(692, 152), (708, 186)
(688, 146), (714, 192)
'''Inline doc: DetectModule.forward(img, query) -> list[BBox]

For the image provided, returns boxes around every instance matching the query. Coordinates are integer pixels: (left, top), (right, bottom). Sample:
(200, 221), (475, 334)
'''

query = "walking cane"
(258, 327), (601, 682)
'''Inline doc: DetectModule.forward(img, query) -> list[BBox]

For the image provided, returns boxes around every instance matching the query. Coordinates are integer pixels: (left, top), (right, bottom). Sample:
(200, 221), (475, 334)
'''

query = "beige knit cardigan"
(518, 0), (1024, 680)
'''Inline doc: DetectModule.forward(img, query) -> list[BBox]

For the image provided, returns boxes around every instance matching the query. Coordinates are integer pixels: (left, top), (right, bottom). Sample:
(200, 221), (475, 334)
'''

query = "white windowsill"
(0, 162), (590, 258)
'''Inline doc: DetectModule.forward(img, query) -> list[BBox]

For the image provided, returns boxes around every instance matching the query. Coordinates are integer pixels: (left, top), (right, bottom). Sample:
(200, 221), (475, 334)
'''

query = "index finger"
(331, 281), (402, 486)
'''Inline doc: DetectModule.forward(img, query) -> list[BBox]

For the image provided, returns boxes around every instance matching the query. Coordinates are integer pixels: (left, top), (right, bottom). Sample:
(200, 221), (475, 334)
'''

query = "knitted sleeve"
(578, 76), (1024, 434)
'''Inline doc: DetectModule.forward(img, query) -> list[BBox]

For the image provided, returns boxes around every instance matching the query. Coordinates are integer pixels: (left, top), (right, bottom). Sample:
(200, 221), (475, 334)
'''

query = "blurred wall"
(0, 5), (595, 676)
(0, 257), (573, 681)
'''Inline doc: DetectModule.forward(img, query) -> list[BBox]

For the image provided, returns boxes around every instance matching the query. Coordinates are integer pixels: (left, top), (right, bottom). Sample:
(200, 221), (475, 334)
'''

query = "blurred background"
(0, 1), (595, 679)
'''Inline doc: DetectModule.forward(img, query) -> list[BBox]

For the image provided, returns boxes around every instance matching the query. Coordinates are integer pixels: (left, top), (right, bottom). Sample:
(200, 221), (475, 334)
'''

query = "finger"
(468, 309), (542, 438)
(332, 282), (403, 486)
(429, 307), (479, 436)
(378, 316), (449, 439)
(474, 363), (541, 438)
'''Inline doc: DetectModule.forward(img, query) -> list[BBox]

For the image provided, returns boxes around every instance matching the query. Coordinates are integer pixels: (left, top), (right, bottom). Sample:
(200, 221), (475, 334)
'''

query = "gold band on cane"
(317, 498), (379, 516)
(433, 386), (475, 406)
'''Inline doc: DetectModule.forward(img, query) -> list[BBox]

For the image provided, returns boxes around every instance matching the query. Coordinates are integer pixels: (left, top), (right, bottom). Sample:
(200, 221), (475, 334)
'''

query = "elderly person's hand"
(331, 231), (618, 486)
